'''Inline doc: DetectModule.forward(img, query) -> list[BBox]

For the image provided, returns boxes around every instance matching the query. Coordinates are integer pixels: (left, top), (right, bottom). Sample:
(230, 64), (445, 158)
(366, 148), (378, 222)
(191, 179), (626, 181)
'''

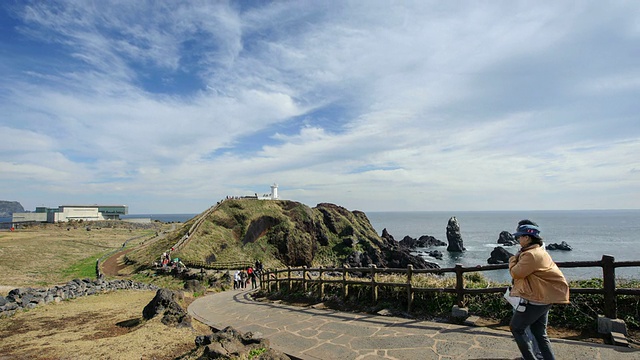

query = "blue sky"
(1, 1), (639, 214)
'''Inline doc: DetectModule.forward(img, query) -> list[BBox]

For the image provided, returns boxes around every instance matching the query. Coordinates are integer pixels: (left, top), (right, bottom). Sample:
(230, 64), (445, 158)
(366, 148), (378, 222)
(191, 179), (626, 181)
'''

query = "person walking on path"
(233, 270), (241, 290)
(248, 266), (257, 289)
(509, 222), (570, 360)
(513, 219), (543, 360)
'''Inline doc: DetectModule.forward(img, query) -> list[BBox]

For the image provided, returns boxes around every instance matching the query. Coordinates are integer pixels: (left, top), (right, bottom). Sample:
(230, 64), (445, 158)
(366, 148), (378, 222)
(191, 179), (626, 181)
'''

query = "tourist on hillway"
(248, 266), (257, 289)
(233, 270), (241, 290)
(240, 269), (247, 289)
(509, 222), (569, 360)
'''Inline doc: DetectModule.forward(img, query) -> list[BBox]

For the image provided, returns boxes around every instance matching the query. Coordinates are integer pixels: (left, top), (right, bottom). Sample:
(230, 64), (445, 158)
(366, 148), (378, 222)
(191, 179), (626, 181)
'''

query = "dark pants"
(510, 304), (555, 360)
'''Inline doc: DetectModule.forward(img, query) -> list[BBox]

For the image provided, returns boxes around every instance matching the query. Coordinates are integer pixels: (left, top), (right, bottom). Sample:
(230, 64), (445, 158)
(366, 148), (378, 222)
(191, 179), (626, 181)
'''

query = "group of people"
(234, 260), (263, 290)
(156, 247), (185, 270)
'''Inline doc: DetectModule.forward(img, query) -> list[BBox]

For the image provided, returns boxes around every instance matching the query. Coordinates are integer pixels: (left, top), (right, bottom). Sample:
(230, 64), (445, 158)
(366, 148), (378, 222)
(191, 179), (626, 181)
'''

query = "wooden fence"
(183, 260), (254, 271)
(259, 254), (640, 319)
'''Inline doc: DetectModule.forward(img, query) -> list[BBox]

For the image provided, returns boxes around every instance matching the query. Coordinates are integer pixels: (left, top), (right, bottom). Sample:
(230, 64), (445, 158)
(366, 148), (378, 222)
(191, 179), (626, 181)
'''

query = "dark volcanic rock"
(497, 231), (518, 246)
(488, 246), (514, 264)
(195, 326), (290, 360)
(381, 228), (396, 247)
(446, 216), (465, 252)
(546, 241), (573, 251)
(426, 250), (443, 260)
(418, 235), (446, 247)
(386, 247), (440, 269)
(399, 235), (446, 248)
(143, 288), (191, 327)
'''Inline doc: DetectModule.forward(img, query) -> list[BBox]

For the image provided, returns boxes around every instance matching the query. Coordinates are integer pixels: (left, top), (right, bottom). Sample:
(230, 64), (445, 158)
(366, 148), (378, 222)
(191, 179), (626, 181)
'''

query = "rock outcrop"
(425, 250), (444, 260)
(193, 326), (290, 360)
(0, 279), (157, 318)
(399, 235), (446, 248)
(142, 288), (191, 327)
(487, 246), (514, 264)
(0, 200), (24, 218)
(546, 241), (573, 251)
(497, 231), (518, 246)
(446, 217), (465, 252)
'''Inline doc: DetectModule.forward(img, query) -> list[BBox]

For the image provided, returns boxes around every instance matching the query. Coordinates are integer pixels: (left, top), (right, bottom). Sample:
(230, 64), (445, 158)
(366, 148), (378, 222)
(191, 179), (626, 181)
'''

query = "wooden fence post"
(602, 255), (617, 319)
(287, 266), (292, 291)
(371, 265), (378, 304)
(407, 264), (414, 312)
(342, 266), (348, 299)
(260, 270), (265, 291)
(319, 267), (325, 299)
(276, 269), (280, 292)
(302, 266), (307, 292)
(455, 264), (464, 308)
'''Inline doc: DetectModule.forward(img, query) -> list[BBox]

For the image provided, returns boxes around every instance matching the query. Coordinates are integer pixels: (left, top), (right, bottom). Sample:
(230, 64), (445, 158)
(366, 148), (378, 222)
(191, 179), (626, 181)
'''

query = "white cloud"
(1, 1), (639, 213)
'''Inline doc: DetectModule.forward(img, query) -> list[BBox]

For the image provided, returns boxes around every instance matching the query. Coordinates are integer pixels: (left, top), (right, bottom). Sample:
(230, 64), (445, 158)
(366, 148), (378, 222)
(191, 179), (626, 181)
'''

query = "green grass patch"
(59, 253), (103, 279)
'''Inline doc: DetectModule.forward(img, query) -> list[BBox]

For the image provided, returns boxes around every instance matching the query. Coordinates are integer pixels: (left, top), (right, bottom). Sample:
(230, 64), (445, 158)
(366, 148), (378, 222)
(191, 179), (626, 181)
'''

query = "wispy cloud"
(0, 1), (638, 213)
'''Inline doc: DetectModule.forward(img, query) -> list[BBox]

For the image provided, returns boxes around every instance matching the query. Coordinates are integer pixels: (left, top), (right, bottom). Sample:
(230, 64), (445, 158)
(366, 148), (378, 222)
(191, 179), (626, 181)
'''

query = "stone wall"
(0, 278), (158, 318)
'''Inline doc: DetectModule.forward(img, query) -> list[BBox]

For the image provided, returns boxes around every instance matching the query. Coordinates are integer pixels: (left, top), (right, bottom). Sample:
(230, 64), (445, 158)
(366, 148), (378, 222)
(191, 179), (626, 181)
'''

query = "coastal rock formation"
(546, 241), (573, 251)
(194, 326), (290, 360)
(425, 250), (443, 260)
(399, 235), (446, 248)
(0, 200), (24, 218)
(143, 288), (191, 327)
(497, 231), (518, 246)
(0, 279), (157, 318)
(446, 216), (465, 252)
(487, 246), (514, 264)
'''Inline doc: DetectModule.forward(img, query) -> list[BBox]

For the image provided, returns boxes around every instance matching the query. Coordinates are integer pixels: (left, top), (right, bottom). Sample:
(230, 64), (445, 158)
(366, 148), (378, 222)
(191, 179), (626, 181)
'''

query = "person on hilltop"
(509, 222), (569, 360)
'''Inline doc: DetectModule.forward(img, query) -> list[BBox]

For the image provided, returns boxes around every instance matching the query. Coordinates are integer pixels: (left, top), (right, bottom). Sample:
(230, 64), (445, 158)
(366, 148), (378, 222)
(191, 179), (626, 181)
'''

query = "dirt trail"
(101, 248), (136, 277)
(101, 223), (176, 277)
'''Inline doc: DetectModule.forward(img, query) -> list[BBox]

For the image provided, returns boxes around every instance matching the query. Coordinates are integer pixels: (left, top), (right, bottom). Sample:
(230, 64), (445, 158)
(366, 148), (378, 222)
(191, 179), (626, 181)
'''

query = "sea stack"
(446, 216), (466, 252)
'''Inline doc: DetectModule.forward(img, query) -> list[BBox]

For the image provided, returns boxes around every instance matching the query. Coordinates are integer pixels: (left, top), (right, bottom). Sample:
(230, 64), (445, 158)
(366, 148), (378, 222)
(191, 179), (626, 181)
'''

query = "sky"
(1, 1), (639, 214)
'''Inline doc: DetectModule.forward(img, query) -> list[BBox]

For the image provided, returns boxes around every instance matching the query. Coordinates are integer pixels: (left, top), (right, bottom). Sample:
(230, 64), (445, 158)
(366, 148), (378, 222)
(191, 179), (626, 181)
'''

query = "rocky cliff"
(127, 199), (438, 270)
(0, 201), (24, 218)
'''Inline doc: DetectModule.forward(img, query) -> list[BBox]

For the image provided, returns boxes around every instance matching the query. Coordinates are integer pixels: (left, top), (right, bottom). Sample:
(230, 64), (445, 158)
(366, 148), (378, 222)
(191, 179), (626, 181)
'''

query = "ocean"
(366, 210), (640, 282)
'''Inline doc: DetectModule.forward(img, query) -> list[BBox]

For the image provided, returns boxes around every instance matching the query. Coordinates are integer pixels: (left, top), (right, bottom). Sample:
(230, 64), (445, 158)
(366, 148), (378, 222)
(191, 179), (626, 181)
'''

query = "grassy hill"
(125, 199), (435, 270)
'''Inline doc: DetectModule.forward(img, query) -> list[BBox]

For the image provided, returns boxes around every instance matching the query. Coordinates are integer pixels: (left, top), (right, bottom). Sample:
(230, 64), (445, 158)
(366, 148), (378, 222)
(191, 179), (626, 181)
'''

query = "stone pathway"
(188, 289), (639, 360)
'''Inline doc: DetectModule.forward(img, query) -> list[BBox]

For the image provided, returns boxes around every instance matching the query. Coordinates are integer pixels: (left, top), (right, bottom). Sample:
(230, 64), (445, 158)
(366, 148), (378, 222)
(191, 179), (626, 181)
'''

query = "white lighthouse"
(270, 183), (278, 200)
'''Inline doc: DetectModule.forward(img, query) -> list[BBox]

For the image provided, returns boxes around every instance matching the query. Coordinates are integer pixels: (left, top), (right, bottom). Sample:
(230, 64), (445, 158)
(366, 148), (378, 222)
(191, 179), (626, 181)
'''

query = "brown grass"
(0, 290), (209, 360)
(0, 223), (208, 359)
(0, 223), (165, 287)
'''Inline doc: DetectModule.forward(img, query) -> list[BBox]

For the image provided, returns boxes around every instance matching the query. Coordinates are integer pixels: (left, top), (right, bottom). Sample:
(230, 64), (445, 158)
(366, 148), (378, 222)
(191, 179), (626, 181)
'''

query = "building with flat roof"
(12, 205), (128, 223)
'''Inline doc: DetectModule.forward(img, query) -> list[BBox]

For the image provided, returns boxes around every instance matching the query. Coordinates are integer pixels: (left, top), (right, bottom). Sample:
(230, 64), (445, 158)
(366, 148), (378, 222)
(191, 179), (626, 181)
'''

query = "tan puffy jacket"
(509, 244), (570, 304)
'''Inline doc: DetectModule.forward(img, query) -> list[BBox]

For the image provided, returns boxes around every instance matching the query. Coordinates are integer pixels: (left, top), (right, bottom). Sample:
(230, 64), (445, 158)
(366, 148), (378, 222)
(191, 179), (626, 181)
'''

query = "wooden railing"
(260, 255), (640, 319)
(183, 260), (254, 271)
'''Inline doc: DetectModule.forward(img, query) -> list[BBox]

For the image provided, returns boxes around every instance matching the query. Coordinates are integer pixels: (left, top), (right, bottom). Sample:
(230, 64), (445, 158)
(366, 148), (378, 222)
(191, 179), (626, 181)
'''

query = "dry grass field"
(0, 223), (209, 360)
(0, 290), (209, 359)
(0, 222), (161, 288)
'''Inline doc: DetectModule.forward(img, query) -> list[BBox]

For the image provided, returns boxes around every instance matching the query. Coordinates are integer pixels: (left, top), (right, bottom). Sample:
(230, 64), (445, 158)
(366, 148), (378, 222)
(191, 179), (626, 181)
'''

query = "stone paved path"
(188, 289), (639, 360)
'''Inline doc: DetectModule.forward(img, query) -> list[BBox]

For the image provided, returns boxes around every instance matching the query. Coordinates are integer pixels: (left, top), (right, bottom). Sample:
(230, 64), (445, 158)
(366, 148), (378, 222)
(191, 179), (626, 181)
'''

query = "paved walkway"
(188, 289), (639, 360)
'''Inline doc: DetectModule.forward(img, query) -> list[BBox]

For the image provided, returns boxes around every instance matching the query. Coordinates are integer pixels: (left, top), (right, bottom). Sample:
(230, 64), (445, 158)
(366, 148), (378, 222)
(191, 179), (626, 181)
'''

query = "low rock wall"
(0, 278), (158, 318)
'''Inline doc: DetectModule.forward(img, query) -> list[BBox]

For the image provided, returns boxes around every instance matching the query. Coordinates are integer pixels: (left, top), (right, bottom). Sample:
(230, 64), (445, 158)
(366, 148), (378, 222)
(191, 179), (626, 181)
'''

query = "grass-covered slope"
(127, 199), (437, 270)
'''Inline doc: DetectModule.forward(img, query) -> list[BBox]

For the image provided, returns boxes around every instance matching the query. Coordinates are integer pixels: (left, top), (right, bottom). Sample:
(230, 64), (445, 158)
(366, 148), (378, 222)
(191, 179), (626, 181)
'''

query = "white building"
(12, 205), (128, 223)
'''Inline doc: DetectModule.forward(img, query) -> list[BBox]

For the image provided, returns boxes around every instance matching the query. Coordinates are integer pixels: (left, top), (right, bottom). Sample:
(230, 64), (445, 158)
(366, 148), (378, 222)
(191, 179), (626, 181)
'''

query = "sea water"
(367, 210), (640, 282)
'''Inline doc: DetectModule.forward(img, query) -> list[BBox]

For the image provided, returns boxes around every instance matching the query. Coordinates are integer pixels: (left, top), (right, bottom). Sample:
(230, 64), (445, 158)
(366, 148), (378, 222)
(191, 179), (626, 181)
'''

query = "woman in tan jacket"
(509, 223), (569, 360)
